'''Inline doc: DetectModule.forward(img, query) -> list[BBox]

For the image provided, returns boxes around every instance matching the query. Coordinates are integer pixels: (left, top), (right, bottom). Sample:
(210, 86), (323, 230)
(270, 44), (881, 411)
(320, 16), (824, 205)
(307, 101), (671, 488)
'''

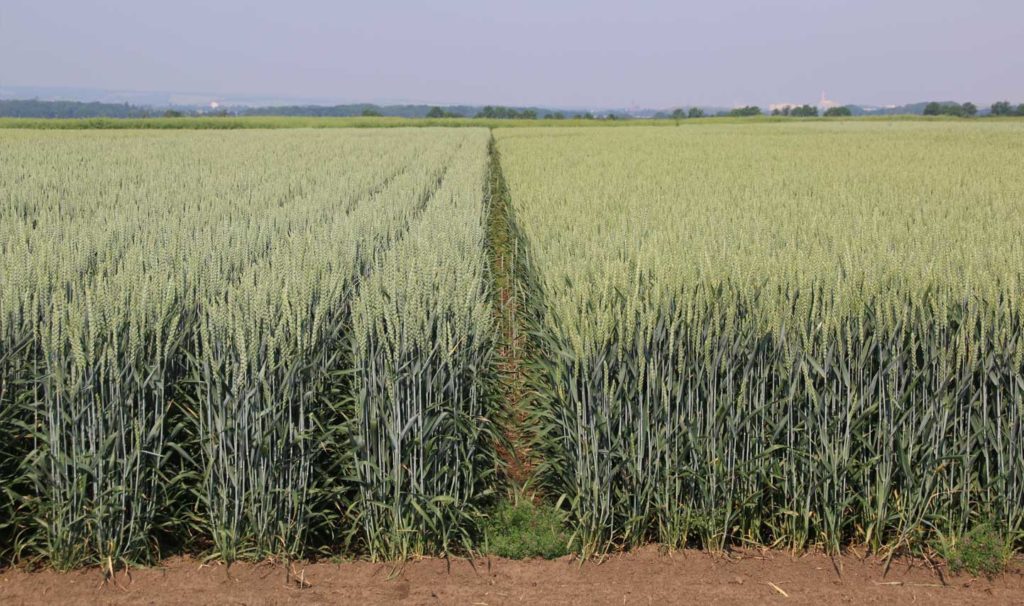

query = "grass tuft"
(482, 499), (574, 560)
(939, 525), (1013, 577)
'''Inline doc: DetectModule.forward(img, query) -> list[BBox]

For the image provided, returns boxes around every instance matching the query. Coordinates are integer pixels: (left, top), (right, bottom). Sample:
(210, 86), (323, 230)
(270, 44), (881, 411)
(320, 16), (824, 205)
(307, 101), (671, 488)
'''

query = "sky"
(2, 0), (1022, 109)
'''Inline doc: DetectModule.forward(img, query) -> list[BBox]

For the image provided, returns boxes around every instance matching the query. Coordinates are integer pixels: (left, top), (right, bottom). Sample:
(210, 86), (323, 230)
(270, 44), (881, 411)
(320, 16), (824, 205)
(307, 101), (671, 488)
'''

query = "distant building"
(818, 91), (839, 110)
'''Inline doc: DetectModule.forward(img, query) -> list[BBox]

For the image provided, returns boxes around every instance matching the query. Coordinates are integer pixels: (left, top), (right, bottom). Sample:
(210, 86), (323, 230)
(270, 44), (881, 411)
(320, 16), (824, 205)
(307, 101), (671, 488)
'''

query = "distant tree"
(687, 107), (704, 118)
(671, 108), (686, 120)
(426, 106), (447, 118)
(824, 106), (853, 117)
(162, 110), (184, 118)
(728, 106), (762, 117)
(576, 112), (595, 120)
(924, 102), (971, 117)
(543, 112), (565, 120)
(475, 105), (540, 119)
(790, 104), (818, 117)
(605, 113), (619, 120)
(361, 108), (382, 117)
(1017, 104), (1024, 116)
(990, 101), (1013, 116)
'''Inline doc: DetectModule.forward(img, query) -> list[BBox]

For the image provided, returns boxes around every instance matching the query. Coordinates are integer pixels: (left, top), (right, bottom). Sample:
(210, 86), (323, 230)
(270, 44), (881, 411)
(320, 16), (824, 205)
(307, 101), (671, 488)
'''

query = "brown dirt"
(3, 547), (1022, 605)
(488, 139), (535, 488)
(492, 249), (533, 487)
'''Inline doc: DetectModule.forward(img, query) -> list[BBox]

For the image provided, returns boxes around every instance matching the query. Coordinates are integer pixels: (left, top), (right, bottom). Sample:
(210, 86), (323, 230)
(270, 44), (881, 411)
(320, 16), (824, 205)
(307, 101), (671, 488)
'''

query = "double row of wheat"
(496, 122), (1024, 556)
(0, 128), (496, 567)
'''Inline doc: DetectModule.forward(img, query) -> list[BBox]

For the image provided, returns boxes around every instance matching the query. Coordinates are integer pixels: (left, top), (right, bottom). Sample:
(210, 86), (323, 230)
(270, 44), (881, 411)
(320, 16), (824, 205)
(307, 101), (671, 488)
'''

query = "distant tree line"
(920, 101), (1024, 117)
(824, 106), (852, 116)
(243, 103), (478, 118)
(426, 106), (462, 118)
(475, 106), (534, 119)
(474, 106), (616, 120)
(923, 101), (977, 117)
(667, 107), (706, 120)
(5, 98), (1024, 121)
(476, 106), (548, 119)
(771, 104), (818, 117)
(724, 106), (763, 117)
(989, 101), (1024, 116)
(0, 99), (157, 118)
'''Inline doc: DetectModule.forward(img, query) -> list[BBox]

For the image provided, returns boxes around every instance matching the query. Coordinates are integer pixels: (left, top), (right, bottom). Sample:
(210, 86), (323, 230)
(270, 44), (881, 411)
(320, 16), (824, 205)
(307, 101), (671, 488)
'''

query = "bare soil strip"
(2, 547), (1022, 605)
(486, 135), (534, 487)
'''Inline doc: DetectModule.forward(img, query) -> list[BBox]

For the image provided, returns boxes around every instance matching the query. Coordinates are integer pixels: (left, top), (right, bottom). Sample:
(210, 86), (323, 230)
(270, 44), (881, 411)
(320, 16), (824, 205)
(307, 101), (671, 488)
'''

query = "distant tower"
(819, 91), (837, 109)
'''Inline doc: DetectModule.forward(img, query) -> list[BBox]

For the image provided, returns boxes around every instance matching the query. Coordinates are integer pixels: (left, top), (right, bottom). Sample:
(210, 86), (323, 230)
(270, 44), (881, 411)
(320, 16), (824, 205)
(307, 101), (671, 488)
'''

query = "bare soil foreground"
(3, 547), (1023, 606)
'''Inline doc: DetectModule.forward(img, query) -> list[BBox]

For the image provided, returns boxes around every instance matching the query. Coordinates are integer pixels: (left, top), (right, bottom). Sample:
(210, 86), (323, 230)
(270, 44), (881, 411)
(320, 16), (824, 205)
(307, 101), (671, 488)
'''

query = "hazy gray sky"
(2, 0), (1022, 108)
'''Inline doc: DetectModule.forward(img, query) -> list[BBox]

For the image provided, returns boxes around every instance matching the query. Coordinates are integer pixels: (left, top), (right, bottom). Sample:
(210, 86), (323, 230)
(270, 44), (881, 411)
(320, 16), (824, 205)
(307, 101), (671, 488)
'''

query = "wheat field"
(495, 121), (1024, 555)
(0, 128), (496, 566)
(1, 121), (1022, 568)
